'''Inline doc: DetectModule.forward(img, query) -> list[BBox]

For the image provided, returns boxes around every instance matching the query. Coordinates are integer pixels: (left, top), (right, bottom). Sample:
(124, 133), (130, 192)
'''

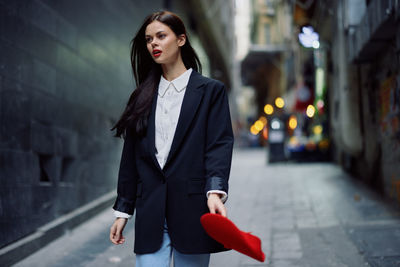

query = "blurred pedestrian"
(108, 10), (234, 267)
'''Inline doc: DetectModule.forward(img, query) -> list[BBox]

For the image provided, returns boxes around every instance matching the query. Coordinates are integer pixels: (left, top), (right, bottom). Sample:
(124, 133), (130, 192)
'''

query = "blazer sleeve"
(112, 127), (138, 215)
(204, 82), (234, 198)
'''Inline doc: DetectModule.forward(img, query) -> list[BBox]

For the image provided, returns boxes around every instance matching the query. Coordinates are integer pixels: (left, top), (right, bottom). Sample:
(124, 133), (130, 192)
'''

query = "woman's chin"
(153, 58), (164, 64)
(154, 59), (172, 66)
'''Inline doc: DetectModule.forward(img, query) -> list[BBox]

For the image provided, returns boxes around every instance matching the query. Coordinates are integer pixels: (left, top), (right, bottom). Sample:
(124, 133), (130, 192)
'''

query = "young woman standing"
(109, 10), (234, 267)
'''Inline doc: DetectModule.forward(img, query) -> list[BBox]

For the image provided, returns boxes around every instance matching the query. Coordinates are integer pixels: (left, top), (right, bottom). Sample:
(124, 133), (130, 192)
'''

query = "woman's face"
(145, 20), (185, 65)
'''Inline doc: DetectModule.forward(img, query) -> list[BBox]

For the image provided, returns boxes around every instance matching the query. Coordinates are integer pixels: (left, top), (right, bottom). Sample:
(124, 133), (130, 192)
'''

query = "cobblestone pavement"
(13, 148), (400, 267)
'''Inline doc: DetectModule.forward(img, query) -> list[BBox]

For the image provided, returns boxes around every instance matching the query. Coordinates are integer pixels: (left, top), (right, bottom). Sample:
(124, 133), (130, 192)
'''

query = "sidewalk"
(13, 148), (400, 267)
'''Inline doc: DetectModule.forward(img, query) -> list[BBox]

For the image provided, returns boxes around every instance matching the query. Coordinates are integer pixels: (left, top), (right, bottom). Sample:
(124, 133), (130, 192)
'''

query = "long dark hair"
(110, 10), (202, 139)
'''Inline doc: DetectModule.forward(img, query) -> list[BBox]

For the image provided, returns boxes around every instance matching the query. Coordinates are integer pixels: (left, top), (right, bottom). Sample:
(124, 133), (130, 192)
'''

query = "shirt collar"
(158, 68), (193, 97)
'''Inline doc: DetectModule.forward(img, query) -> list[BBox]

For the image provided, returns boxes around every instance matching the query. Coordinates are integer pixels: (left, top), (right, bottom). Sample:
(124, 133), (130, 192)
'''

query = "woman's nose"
(151, 39), (158, 46)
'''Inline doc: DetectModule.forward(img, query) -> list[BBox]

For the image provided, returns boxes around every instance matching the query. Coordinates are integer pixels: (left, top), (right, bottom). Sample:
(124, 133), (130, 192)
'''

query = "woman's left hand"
(207, 193), (227, 217)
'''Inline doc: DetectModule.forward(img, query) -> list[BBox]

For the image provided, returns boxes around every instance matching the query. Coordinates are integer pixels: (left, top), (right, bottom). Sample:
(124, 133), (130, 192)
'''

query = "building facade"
(310, 0), (400, 204)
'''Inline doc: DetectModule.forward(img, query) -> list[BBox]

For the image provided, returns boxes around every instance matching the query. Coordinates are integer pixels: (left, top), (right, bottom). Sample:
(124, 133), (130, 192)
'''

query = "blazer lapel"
(165, 70), (205, 167)
(146, 70), (206, 172)
(147, 90), (163, 173)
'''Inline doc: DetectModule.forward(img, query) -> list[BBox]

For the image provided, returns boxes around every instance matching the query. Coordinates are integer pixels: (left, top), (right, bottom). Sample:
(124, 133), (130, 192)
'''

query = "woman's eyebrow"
(145, 31), (165, 37)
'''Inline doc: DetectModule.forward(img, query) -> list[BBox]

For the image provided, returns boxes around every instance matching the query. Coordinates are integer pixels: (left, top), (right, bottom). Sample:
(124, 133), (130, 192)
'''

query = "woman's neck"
(161, 57), (188, 81)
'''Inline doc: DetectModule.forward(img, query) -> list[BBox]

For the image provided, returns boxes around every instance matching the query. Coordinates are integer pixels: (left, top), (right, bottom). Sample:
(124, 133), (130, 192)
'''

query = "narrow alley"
(13, 148), (400, 267)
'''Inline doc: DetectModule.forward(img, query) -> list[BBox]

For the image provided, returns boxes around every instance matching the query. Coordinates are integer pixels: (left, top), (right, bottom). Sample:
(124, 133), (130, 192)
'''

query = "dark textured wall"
(0, 0), (163, 248)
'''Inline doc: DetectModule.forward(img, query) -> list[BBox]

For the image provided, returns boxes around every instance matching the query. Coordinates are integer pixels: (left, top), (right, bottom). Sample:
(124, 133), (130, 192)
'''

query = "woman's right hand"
(110, 218), (128, 245)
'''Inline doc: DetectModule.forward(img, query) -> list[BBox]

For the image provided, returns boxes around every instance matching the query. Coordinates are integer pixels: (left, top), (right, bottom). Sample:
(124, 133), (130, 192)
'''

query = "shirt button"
(164, 110), (168, 114)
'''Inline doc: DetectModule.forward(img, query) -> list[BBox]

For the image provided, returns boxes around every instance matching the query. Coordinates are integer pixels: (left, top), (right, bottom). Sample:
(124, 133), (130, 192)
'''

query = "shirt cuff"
(113, 209), (132, 219)
(206, 190), (228, 203)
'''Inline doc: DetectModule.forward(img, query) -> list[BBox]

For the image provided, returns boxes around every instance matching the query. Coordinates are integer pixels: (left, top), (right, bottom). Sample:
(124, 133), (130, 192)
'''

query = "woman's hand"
(110, 217), (128, 245)
(207, 193), (227, 217)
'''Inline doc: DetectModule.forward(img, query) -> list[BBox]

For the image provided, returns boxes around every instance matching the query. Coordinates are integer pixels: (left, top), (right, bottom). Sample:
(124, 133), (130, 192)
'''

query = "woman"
(109, 10), (234, 267)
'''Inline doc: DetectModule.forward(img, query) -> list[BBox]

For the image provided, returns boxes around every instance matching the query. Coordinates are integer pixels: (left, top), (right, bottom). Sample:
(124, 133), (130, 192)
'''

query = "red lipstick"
(153, 49), (162, 57)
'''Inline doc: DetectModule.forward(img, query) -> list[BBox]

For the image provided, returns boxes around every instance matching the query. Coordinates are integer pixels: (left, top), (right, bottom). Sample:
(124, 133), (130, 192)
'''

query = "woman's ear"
(177, 34), (186, 47)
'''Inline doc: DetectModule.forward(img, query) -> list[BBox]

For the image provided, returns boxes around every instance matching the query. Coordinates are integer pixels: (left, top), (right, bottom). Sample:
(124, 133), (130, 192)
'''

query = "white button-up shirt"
(114, 68), (226, 219)
(154, 68), (191, 169)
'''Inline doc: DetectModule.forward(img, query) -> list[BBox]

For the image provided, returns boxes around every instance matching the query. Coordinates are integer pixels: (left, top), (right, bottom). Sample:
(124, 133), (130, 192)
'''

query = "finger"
(110, 235), (118, 245)
(114, 231), (120, 242)
(110, 226), (118, 244)
(220, 205), (227, 217)
(109, 230), (113, 241)
(119, 234), (125, 242)
(215, 203), (227, 217)
(209, 204), (216, 214)
(111, 232), (122, 245)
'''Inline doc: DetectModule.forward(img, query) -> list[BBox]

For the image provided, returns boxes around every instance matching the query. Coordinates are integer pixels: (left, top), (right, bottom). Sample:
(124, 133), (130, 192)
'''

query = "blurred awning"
(240, 44), (289, 86)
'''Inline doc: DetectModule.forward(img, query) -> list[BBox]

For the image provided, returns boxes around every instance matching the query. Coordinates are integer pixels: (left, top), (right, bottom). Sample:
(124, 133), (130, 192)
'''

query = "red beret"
(200, 213), (265, 262)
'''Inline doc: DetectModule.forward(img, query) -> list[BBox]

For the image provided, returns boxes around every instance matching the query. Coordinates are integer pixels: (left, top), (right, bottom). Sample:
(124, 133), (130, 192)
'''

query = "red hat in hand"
(200, 213), (266, 262)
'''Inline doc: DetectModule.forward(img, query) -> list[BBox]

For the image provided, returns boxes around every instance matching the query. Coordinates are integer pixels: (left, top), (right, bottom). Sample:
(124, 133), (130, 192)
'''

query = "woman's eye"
(146, 38), (152, 43)
(158, 34), (165, 39)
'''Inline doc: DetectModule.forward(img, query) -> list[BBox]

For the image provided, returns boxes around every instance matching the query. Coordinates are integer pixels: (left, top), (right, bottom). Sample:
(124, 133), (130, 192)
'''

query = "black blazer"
(112, 70), (234, 254)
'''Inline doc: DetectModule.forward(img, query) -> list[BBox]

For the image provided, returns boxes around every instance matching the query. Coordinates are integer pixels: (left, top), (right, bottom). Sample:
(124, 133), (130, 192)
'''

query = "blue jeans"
(135, 220), (210, 267)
